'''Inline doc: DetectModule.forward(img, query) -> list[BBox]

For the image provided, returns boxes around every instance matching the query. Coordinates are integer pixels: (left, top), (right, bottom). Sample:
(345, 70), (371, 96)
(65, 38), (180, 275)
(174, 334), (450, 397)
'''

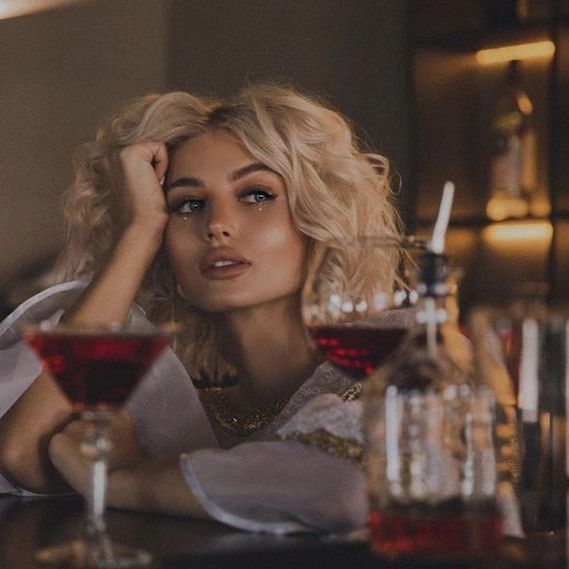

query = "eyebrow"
(166, 162), (276, 192)
(230, 162), (275, 181)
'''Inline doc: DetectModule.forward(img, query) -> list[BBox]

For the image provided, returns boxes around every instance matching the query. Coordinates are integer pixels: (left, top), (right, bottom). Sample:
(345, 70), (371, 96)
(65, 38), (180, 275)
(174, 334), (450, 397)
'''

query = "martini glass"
(302, 236), (424, 380)
(24, 323), (172, 568)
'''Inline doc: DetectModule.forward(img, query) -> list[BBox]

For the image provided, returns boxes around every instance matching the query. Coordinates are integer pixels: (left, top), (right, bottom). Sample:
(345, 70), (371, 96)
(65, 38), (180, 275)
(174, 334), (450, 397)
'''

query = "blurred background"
(0, 0), (567, 319)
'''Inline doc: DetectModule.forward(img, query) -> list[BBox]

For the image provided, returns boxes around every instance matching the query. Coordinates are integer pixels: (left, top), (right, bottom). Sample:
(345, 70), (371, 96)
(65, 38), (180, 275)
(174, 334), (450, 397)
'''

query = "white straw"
(429, 181), (455, 254)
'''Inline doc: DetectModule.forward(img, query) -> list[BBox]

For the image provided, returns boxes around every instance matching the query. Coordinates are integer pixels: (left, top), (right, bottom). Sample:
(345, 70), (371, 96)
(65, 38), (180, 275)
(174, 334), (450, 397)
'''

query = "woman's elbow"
(0, 433), (63, 494)
(0, 439), (37, 491)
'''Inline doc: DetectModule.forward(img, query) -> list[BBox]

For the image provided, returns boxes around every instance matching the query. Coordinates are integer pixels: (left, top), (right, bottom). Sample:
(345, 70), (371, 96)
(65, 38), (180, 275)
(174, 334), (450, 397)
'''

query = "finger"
(48, 433), (90, 495)
(48, 432), (74, 465)
(151, 143), (169, 184)
(61, 419), (91, 439)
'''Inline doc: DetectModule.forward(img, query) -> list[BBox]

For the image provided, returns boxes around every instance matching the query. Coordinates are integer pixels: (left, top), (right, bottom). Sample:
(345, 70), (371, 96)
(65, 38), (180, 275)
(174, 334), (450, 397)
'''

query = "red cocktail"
(309, 325), (407, 379)
(26, 330), (168, 411)
(302, 236), (418, 381)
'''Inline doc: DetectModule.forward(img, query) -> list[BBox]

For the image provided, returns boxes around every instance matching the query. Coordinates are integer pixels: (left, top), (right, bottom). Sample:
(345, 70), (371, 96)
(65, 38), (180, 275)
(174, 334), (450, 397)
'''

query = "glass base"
(35, 539), (152, 568)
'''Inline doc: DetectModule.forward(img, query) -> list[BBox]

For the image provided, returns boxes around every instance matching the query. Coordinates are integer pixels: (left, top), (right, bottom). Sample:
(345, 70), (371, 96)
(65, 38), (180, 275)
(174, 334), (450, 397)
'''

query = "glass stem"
(82, 413), (113, 540)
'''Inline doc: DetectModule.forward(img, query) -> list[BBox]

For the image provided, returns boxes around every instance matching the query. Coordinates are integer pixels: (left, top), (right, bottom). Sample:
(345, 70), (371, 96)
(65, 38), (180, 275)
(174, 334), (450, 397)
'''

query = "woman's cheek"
(164, 229), (196, 290)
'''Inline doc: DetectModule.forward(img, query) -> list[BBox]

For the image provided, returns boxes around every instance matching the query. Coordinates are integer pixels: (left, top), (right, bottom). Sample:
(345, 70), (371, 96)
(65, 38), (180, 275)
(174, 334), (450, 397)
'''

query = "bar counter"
(0, 495), (565, 569)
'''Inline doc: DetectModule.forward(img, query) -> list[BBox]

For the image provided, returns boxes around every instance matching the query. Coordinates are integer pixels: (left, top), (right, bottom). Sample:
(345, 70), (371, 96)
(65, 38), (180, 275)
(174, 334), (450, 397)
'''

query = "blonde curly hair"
(58, 84), (404, 383)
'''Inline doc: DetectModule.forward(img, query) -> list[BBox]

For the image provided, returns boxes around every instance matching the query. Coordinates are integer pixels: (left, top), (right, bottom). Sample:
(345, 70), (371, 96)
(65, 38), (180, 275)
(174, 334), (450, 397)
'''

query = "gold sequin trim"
(200, 380), (363, 437)
(200, 387), (289, 437)
(278, 428), (364, 465)
(339, 382), (363, 401)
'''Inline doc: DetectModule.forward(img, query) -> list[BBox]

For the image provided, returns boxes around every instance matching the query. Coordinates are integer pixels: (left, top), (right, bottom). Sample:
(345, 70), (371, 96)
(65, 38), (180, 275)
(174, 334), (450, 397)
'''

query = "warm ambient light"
(0, 0), (86, 20)
(482, 221), (553, 242)
(486, 196), (529, 221)
(476, 41), (555, 64)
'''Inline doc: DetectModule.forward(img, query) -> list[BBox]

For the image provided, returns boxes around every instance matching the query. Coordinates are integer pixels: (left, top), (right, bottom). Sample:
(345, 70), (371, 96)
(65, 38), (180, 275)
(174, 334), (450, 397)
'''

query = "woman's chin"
(187, 295), (256, 314)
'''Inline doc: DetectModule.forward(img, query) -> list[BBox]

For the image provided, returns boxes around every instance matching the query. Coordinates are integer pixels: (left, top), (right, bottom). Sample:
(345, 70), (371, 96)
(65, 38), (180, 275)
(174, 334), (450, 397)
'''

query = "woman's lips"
(201, 261), (251, 280)
(199, 248), (252, 280)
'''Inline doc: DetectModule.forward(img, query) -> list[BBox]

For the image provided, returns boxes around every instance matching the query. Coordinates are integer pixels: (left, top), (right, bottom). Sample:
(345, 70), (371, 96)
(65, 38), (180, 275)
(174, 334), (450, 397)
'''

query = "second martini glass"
(302, 235), (424, 380)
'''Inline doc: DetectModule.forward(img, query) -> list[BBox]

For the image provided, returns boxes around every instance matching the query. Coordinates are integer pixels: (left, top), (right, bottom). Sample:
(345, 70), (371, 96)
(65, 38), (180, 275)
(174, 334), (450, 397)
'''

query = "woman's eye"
(241, 189), (275, 204)
(172, 199), (205, 215)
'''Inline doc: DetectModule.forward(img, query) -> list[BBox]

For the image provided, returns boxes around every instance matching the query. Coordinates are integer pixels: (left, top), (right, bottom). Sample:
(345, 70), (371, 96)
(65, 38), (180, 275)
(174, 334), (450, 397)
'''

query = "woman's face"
(164, 129), (308, 313)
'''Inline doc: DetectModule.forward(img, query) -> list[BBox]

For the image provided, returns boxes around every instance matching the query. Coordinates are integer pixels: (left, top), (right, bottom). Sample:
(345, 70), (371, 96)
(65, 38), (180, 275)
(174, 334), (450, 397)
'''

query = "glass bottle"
(364, 250), (503, 557)
(487, 60), (538, 221)
(515, 0), (552, 21)
(469, 283), (567, 535)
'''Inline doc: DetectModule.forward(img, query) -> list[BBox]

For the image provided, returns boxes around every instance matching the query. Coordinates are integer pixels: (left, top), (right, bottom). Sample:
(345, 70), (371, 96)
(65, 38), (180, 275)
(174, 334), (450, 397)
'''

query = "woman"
(0, 84), (406, 533)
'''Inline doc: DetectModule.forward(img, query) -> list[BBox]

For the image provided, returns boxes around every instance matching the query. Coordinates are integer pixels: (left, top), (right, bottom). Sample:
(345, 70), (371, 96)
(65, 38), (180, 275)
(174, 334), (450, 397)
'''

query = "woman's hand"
(48, 424), (90, 495)
(117, 142), (169, 234)
(48, 411), (143, 494)
(62, 143), (171, 326)
(49, 421), (211, 520)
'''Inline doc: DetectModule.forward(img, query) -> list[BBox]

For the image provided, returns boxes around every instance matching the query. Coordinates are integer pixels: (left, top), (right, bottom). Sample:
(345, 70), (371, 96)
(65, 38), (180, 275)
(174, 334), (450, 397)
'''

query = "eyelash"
(241, 188), (275, 204)
(170, 187), (276, 215)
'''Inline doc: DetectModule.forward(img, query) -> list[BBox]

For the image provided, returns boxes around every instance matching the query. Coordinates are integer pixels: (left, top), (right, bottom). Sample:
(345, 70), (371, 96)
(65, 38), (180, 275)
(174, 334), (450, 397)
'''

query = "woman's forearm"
(63, 223), (164, 326)
(65, 141), (169, 326)
(107, 458), (210, 520)
(0, 223), (163, 492)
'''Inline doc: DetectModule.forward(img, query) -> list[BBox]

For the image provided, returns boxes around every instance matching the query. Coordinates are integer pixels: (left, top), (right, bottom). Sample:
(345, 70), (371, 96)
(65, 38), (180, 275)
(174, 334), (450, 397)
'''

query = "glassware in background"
(467, 307), (520, 514)
(364, 183), (504, 557)
(302, 235), (422, 381)
(468, 294), (568, 535)
(24, 323), (172, 568)
(487, 59), (538, 221)
(516, 0), (553, 21)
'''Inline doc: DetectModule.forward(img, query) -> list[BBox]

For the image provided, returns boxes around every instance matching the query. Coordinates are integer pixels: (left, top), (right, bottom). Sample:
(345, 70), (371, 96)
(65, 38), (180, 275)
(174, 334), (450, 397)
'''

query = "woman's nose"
(205, 201), (236, 241)
(207, 224), (231, 240)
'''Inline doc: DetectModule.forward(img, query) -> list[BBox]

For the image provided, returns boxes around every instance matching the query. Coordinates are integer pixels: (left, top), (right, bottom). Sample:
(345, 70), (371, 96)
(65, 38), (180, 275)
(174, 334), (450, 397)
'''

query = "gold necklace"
(200, 387), (289, 437)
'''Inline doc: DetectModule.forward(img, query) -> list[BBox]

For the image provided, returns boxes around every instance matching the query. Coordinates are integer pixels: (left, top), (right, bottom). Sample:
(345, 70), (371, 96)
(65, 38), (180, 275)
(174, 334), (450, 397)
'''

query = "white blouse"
(0, 281), (368, 534)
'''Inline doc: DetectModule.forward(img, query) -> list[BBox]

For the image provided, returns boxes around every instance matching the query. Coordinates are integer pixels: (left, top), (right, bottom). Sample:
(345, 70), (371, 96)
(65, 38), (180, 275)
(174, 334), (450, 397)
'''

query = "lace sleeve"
(276, 394), (364, 465)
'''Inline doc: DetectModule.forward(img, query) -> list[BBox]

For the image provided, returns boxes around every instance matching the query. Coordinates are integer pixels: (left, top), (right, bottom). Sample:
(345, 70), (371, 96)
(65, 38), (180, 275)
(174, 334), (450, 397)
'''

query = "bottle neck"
(413, 252), (462, 356)
(415, 252), (457, 326)
(415, 295), (448, 357)
(498, 60), (533, 120)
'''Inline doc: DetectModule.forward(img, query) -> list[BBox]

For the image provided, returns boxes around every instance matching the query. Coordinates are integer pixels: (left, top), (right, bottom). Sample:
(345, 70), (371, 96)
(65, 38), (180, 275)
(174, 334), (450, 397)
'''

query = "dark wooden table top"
(0, 495), (565, 569)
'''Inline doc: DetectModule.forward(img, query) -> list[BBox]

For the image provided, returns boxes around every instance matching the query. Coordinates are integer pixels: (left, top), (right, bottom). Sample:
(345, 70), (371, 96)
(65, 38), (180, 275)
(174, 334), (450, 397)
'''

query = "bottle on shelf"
(515, 0), (552, 21)
(484, 1), (552, 27)
(487, 59), (538, 221)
